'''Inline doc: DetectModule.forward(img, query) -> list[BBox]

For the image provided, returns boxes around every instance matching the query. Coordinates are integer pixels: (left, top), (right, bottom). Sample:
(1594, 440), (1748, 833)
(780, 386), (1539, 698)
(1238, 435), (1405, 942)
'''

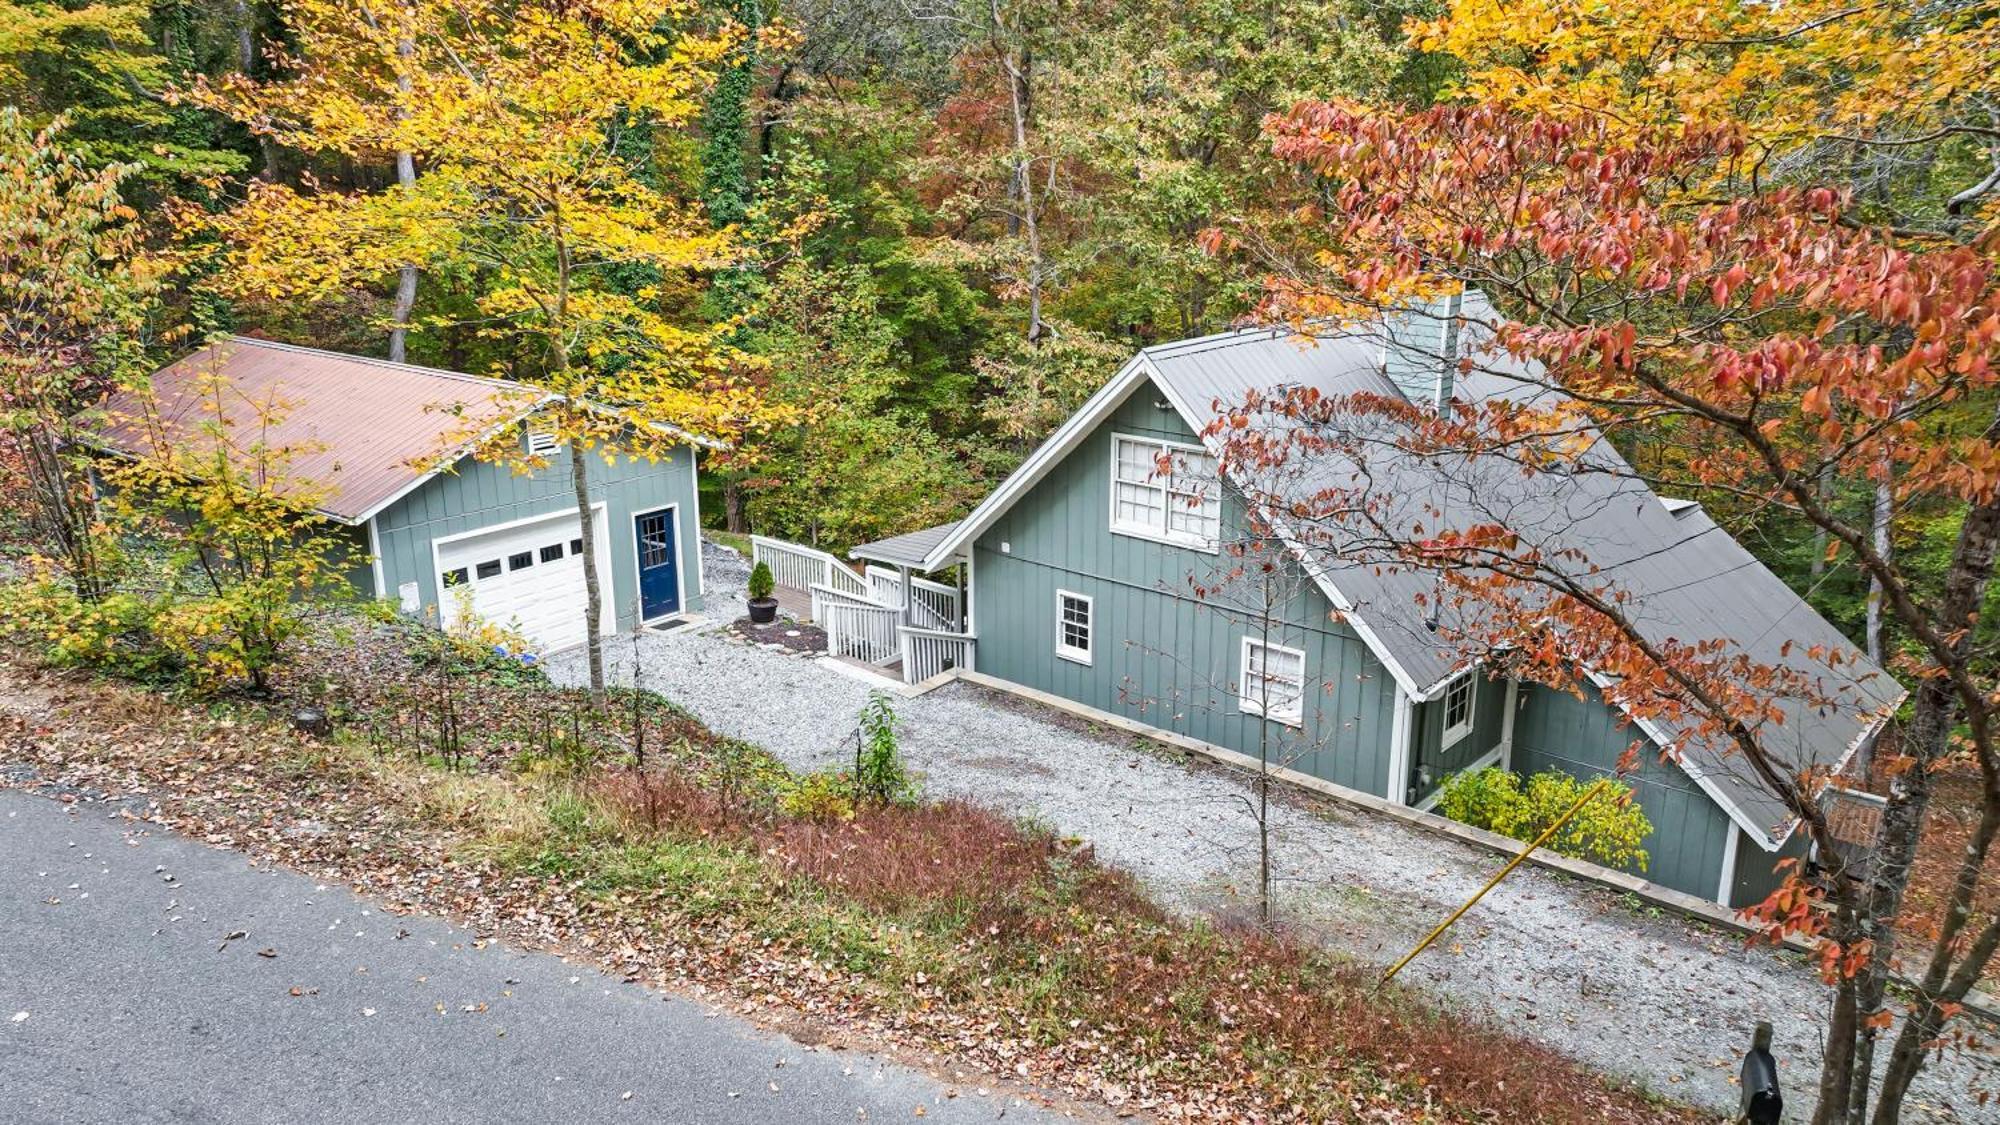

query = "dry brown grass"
(0, 638), (1697, 1124)
(586, 770), (1688, 1124)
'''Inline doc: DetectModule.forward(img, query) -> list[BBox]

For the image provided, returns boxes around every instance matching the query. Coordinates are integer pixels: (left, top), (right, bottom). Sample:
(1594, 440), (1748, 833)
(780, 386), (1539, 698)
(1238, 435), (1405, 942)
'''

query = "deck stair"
(750, 534), (974, 683)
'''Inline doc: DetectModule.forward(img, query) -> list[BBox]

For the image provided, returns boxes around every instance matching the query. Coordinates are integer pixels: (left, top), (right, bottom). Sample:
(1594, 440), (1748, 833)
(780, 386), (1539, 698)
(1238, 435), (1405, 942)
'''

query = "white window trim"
(1107, 431), (1221, 553)
(1238, 637), (1307, 726)
(1055, 588), (1093, 666)
(1440, 670), (1477, 749)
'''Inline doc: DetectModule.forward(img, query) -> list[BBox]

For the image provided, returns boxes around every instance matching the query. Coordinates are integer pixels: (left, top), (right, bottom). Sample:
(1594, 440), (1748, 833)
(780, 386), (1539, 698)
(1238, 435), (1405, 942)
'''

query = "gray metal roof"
(1140, 296), (1903, 847)
(851, 520), (963, 569)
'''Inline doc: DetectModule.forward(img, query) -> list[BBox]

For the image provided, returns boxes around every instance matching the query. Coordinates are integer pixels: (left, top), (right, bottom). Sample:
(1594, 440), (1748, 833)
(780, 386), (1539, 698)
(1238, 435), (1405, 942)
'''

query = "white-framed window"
(1239, 638), (1306, 725)
(1055, 589), (1093, 665)
(1110, 433), (1220, 549)
(1440, 670), (1477, 748)
(527, 430), (559, 457)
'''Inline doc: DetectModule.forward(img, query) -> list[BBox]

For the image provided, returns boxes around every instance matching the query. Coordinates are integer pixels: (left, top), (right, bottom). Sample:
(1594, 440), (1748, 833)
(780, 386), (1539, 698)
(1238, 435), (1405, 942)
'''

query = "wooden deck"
(774, 583), (814, 623)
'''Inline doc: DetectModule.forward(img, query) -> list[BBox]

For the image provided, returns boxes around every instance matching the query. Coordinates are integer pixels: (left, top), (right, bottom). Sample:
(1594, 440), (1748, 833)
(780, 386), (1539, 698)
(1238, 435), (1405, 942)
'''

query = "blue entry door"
(634, 509), (680, 620)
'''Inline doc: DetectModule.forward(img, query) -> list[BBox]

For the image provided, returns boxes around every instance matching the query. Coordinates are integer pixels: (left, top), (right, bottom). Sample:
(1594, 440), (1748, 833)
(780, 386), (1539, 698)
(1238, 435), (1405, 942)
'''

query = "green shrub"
(0, 565), (176, 682)
(852, 690), (916, 804)
(1436, 766), (1652, 872)
(1435, 766), (1529, 837)
(747, 561), (775, 600)
(780, 770), (856, 822)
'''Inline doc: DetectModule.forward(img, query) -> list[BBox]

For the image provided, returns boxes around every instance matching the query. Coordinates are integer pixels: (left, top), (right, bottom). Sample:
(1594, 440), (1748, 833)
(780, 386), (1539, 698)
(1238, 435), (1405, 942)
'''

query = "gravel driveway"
(548, 538), (1997, 1120)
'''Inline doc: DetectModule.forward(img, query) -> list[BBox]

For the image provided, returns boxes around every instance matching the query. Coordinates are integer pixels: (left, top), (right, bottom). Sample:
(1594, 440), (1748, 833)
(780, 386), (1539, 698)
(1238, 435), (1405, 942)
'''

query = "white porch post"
(1499, 674), (1520, 771)
(1716, 824), (1741, 908)
(1387, 686), (1414, 805)
(964, 552), (977, 635)
(897, 564), (913, 626)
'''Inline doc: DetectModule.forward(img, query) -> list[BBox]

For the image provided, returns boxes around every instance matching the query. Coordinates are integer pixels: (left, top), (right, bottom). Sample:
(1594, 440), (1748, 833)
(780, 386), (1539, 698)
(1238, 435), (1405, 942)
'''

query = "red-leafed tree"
(1204, 103), (1999, 1123)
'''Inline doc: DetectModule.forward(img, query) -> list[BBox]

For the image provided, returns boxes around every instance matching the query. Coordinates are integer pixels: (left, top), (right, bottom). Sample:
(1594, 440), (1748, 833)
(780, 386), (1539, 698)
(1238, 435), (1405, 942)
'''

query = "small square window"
(540, 544), (564, 564)
(474, 559), (502, 580)
(441, 567), (469, 587)
(1055, 590), (1092, 665)
(508, 551), (534, 571)
(1239, 638), (1306, 725)
(1441, 671), (1477, 748)
(570, 538), (584, 555)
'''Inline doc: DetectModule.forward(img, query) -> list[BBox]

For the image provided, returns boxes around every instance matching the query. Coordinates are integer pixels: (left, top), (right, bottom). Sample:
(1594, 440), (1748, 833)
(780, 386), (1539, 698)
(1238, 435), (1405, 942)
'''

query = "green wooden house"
(102, 338), (709, 651)
(837, 297), (1903, 905)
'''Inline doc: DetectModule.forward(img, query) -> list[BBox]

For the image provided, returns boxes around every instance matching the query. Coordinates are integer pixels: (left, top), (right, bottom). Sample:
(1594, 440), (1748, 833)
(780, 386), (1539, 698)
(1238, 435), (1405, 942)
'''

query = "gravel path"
(549, 538), (1998, 1121)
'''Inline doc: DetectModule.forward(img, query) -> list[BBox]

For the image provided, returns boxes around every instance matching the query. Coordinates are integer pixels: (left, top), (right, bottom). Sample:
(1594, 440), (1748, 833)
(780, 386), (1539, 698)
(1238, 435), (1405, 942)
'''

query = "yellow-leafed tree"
(186, 0), (788, 701)
(1416, 0), (2000, 226)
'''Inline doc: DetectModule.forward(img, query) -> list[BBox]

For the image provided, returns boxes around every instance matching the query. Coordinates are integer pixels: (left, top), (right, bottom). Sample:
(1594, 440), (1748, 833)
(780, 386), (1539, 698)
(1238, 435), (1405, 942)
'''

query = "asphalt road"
(0, 788), (1069, 1124)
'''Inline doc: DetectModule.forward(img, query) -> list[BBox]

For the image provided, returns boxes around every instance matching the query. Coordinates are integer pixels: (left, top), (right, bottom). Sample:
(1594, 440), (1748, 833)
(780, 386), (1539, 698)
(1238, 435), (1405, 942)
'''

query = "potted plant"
(746, 561), (779, 624)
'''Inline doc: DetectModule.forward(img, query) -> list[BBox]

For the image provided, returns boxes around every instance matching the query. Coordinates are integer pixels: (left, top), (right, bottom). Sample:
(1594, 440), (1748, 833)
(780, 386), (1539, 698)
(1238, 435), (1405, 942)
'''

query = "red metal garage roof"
(97, 337), (548, 524)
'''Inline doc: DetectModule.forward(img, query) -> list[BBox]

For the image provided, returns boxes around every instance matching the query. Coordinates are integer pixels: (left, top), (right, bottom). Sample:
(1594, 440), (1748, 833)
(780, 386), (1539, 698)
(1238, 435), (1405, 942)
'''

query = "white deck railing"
(863, 565), (961, 631)
(820, 595), (901, 666)
(899, 626), (976, 683)
(752, 535), (868, 599)
(755, 536), (973, 679)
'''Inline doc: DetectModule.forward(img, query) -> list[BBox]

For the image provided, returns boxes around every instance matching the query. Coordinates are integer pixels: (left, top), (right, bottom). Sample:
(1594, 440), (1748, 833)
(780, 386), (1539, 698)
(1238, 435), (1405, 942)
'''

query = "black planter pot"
(747, 596), (779, 625)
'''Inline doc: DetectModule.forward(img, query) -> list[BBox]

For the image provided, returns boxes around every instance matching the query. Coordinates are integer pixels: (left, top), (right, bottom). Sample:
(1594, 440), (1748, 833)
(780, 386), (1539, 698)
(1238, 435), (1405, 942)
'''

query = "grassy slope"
(0, 617), (1700, 1124)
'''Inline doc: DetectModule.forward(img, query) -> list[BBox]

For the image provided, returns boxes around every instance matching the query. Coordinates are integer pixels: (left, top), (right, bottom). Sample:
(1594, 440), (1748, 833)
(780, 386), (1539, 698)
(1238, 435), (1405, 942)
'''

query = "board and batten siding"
(370, 440), (702, 632)
(1732, 824), (1810, 909)
(1511, 680), (1735, 900)
(1407, 670), (1510, 805)
(971, 385), (1399, 796)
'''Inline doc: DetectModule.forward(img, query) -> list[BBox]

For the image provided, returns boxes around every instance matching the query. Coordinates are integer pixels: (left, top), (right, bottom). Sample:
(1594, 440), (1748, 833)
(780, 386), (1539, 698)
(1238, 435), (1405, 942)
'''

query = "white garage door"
(433, 507), (614, 653)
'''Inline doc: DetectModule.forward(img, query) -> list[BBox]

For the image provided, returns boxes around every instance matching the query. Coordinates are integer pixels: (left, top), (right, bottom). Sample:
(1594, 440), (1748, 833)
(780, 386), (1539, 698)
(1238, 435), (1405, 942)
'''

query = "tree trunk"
(1814, 904), (1864, 1125)
(387, 14), (419, 363)
(1847, 494), (2000, 1121)
(1866, 467), (1891, 663)
(1870, 806), (2000, 1122)
(994, 4), (1043, 346)
(723, 478), (747, 534)
(1810, 466), (1832, 579)
(232, 0), (282, 179)
(13, 421), (103, 600)
(570, 439), (606, 705)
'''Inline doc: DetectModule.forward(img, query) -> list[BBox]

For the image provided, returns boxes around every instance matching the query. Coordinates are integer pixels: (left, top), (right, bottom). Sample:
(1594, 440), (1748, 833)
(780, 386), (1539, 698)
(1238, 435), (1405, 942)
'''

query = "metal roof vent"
(1379, 291), (1464, 414)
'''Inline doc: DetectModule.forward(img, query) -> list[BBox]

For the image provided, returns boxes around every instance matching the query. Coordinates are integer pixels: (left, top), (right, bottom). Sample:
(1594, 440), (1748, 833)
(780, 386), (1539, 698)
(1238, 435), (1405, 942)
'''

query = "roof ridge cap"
(223, 336), (530, 394)
(1141, 324), (1298, 359)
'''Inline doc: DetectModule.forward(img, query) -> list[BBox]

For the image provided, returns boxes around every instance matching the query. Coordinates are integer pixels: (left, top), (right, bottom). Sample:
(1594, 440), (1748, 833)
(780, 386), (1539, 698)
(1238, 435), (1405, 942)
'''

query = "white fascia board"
(347, 394), (556, 525)
(923, 347), (1432, 703)
(1244, 508), (1428, 701)
(1581, 667), (1786, 852)
(920, 353), (1159, 571)
(688, 446), (706, 601)
(572, 397), (726, 451)
(1717, 823), (1741, 907)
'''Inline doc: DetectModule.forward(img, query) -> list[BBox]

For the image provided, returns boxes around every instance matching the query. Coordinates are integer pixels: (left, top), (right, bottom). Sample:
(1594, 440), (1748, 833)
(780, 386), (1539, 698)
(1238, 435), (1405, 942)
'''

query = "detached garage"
(432, 507), (614, 652)
(101, 337), (708, 651)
